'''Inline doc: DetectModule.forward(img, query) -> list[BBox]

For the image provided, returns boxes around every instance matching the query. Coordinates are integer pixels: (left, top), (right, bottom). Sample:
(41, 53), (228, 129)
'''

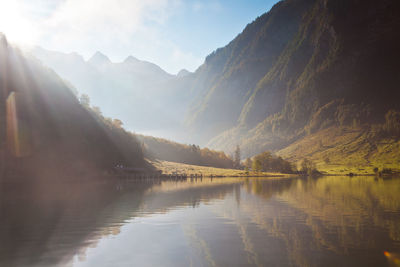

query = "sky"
(0, 0), (279, 73)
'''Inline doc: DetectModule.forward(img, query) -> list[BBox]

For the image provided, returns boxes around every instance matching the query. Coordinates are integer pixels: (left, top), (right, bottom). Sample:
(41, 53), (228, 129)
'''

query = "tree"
(79, 94), (90, 108)
(250, 150), (294, 173)
(234, 145), (241, 169)
(384, 110), (400, 136)
(244, 158), (252, 169)
(252, 151), (272, 171)
(252, 159), (262, 172)
(191, 144), (200, 152)
(91, 106), (102, 117)
(300, 158), (317, 175)
(112, 119), (123, 128)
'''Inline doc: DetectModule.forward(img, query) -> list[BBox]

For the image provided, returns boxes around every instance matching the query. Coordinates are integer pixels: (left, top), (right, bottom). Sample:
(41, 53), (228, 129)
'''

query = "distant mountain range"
(29, 46), (194, 141)
(27, 0), (400, 170)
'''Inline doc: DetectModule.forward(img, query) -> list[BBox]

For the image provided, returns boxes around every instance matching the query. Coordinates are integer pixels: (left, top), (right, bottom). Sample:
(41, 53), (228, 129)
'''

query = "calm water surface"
(1, 176), (400, 266)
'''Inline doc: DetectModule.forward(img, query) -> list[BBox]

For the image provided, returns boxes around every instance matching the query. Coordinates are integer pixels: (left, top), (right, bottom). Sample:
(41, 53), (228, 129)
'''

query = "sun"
(0, 0), (38, 45)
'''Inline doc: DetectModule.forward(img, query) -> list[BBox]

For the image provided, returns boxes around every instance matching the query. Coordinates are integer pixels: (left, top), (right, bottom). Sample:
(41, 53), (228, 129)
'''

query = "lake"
(1, 176), (399, 266)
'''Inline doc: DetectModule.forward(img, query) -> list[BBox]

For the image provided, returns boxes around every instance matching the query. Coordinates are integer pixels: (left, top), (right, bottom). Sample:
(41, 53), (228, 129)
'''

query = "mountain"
(176, 69), (191, 77)
(182, 0), (400, 159)
(88, 51), (112, 66)
(29, 47), (190, 140)
(0, 34), (148, 179)
(24, 0), (400, 171)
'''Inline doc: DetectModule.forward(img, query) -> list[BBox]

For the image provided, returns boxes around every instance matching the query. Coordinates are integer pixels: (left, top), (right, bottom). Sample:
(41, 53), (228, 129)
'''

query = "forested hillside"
(136, 135), (235, 169)
(0, 34), (148, 179)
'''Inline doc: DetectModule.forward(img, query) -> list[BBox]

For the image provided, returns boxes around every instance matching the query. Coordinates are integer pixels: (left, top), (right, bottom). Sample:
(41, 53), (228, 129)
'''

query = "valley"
(24, 0), (400, 175)
(1, 1), (400, 266)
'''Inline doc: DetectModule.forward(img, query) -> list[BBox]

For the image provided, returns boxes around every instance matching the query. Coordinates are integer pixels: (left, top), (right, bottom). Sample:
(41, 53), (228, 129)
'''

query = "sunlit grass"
(277, 126), (400, 175)
(150, 160), (290, 177)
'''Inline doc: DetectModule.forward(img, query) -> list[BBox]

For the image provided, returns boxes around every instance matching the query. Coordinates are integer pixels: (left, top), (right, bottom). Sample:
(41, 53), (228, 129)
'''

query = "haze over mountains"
(0, 34), (147, 178)
(27, 0), (400, 166)
(29, 46), (196, 140)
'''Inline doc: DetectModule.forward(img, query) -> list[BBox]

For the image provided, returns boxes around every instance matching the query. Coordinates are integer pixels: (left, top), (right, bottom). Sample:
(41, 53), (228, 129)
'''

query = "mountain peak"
(123, 55), (140, 64)
(177, 69), (191, 77)
(88, 51), (111, 65)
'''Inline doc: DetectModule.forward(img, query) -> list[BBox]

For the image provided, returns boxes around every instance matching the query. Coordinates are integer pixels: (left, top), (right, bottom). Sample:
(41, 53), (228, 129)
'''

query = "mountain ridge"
(88, 51), (111, 65)
(28, 46), (187, 139)
(182, 0), (400, 159)
(25, 0), (400, 168)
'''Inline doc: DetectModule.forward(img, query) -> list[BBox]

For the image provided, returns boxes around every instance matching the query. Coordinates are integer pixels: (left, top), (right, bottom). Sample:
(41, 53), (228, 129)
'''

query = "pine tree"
(234, 145), (241, 169)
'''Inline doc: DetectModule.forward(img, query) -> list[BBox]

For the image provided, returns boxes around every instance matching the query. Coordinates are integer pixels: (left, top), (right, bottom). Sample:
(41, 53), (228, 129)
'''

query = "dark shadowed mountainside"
(183, 0), (400, 159)
(0, 34), (148, 179)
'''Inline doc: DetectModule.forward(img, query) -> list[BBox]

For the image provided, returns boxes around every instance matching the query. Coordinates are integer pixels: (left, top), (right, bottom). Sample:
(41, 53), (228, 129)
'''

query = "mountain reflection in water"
(0, 176), (399, 267)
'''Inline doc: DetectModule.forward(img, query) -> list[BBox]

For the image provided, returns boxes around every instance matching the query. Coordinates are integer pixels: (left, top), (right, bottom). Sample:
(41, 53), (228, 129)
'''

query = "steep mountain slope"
(276, 126), (400, 174)
(184, 0), (400, 157)
(184, 0), (315, 143)
(0, 34), (147, 179)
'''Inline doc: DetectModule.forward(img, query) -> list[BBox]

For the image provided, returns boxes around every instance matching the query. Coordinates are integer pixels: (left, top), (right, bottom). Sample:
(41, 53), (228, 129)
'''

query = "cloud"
(44, 0), (173, 38)
(40, 0), (178, 54)
(0, 0), (203, 73)
(192, 0), (222, 13)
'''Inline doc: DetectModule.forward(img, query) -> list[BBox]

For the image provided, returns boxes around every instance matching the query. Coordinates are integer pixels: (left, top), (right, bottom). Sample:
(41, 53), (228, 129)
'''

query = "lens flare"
(384, 251), (400, 267)
(6, 91), (31, 157)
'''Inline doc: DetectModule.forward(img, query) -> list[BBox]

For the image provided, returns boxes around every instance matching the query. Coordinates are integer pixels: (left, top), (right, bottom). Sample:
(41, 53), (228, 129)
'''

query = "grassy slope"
(150, 160), (289, 177)
(277, 126), (400, 175)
